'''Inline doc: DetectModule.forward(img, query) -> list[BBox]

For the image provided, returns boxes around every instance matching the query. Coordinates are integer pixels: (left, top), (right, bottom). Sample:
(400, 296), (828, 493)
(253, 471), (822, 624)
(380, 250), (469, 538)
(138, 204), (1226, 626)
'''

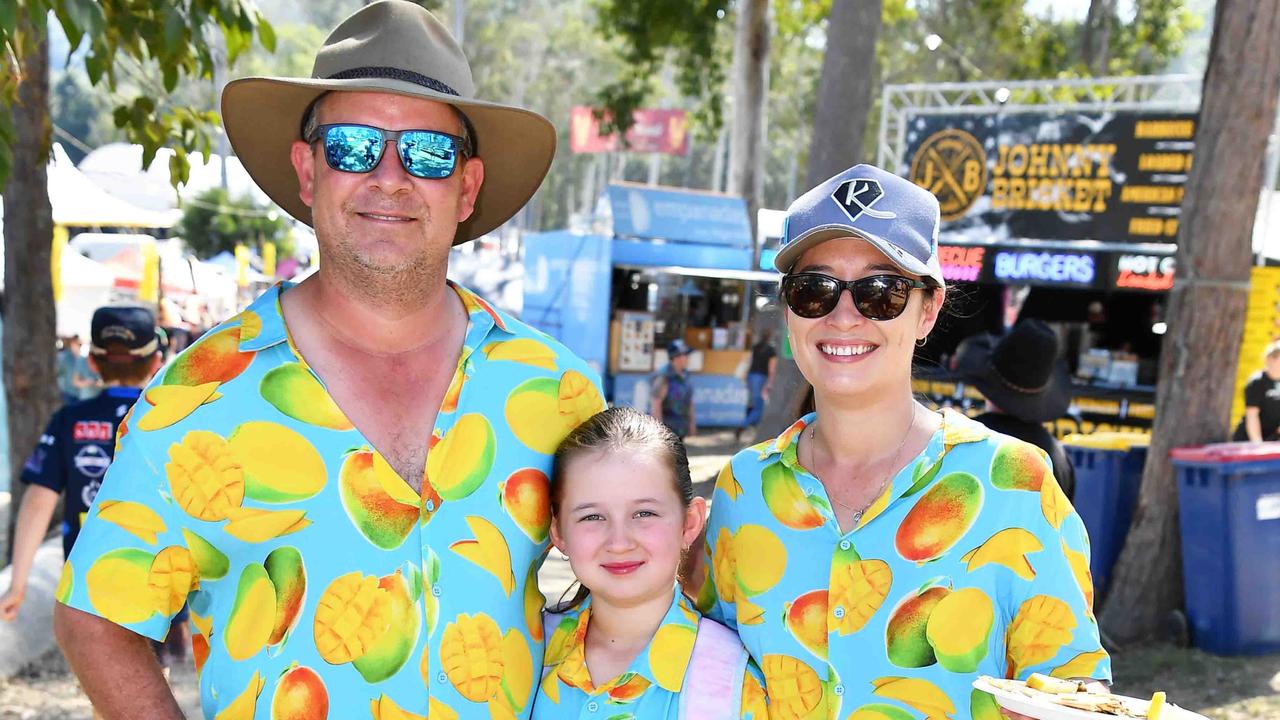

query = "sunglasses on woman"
(306, 123), (470, 179)
(780, 272), (931, 321)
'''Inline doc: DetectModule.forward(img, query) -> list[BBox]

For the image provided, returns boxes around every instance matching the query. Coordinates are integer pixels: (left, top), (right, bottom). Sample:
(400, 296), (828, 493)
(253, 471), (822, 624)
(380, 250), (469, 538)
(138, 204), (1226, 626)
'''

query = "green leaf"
(52, 5), (86, 53)
(162, 63), (179, 93)
(163, 9), (186, 55)
(0, 1), (17, 40)
(168, 151), (192, 187)
(257, 18), (276, 54)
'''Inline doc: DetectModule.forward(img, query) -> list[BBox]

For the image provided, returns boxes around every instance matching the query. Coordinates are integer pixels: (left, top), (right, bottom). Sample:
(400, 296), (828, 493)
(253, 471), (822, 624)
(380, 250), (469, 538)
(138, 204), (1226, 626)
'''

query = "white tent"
(46, 145), (178, 228)
(1256, 190), (1280, 261)
(77, 142), (269, 213)
(56, 250), (117, 338)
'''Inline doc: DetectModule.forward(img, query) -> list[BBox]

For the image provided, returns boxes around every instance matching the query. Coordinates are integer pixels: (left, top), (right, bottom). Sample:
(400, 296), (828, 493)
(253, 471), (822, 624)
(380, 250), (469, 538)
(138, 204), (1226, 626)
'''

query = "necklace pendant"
(850, 510), (863, 527)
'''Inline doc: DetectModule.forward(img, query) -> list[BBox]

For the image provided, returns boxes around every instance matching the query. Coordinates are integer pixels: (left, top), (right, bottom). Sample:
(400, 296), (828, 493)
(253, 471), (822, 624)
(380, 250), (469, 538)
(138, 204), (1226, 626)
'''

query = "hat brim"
(774, 227), (943, 286)
(221, 76), (556, 243)
(954, 337), (1074, 423)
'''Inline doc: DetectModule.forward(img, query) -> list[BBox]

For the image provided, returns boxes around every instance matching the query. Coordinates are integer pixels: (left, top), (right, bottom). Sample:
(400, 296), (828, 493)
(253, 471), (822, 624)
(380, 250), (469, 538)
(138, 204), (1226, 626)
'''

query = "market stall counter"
(523, 183), (777, 428)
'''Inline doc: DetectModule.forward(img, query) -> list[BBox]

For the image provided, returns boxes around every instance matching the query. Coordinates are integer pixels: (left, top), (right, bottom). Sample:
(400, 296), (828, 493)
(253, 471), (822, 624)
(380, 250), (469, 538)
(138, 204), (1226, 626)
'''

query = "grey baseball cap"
(774, 164), (944, 287)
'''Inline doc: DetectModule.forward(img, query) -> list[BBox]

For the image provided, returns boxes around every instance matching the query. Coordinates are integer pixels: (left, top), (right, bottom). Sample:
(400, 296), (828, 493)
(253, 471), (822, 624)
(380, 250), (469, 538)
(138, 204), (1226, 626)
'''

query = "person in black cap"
(652, 338), (697, 438)
(955, 318), (1076, 498)
(1, 306), (163, 621)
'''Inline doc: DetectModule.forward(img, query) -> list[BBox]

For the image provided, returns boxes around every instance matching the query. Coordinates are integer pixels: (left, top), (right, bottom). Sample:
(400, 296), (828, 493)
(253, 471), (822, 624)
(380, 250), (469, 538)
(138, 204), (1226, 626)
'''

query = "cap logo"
(833, 178), (896, 222)
(100, 326), (136, 342)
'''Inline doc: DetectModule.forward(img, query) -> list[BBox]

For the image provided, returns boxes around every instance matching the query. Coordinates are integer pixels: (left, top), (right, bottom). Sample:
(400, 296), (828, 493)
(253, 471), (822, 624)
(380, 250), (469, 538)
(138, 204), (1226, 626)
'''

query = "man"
(54, 3), (603, 718)
(1233, 341), (1280, 441)
(652, 339), (696, 439)
(2, 307), (162, 622)
(740, 327), (776, 439)
(57, 335), (100, 404)
(954, 318), (1076, 498)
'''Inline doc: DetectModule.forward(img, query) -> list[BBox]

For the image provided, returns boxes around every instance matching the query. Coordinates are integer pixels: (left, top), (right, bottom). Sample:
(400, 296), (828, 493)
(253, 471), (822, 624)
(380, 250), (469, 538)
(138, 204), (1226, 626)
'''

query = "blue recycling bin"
(1063, 433), (1149, 599)
(1170, 443), (1280, 655)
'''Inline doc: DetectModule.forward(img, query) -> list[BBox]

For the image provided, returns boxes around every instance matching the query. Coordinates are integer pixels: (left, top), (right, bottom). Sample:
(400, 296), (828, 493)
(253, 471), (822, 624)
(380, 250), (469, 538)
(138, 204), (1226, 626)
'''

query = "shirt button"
(587, 701), (599, 712)
(839, 539), (851, 551)
(431, 584), (443, 598)
(834, 683), (845, 696)
(425, 499), (436, 512)
(833, 606), (845, 619)
(437, 671), (448, 684)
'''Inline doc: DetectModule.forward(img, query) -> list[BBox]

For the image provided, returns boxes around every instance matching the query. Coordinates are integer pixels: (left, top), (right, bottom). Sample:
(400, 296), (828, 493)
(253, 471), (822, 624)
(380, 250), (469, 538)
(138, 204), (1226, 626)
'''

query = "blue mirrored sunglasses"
(307, 123), (469, 179)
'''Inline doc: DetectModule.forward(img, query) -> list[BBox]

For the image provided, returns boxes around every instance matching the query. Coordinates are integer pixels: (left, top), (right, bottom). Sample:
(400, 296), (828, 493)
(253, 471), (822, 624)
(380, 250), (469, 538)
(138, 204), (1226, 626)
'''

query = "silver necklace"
(806, 407), (917, 525)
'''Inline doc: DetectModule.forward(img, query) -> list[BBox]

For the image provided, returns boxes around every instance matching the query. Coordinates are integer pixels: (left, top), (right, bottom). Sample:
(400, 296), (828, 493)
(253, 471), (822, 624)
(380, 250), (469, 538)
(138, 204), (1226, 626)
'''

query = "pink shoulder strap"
(678, 617), (749, 720)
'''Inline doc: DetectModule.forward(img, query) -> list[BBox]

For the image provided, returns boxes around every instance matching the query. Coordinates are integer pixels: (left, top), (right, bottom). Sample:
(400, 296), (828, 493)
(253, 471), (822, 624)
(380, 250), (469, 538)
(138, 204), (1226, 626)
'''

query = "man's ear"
(290, 140), (318, 208)
(455, 157), (485, 222)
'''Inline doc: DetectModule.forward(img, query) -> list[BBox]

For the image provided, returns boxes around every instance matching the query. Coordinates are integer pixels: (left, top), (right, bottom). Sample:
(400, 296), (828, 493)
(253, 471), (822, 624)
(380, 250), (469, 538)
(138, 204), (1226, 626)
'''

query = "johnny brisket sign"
(905, 112), (1197, 245)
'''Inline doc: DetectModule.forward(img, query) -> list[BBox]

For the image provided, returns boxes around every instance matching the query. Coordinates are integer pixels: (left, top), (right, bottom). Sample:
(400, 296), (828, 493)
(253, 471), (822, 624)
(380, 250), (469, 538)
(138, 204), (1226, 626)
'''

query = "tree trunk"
(1081, 0), (1116, 75)
(727, 0), (771, 269)
(3, 12), (57, 563)
(753, 0), (882, 441)
(1099, 0), (1280, 644)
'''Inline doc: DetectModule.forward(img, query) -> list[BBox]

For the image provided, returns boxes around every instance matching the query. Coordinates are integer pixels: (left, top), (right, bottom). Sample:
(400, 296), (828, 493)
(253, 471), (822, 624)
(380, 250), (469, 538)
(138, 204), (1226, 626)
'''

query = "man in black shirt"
(741, 328), (777, 439)
(955, 319), (1076, 498)
(1233, 342), (1280, 441)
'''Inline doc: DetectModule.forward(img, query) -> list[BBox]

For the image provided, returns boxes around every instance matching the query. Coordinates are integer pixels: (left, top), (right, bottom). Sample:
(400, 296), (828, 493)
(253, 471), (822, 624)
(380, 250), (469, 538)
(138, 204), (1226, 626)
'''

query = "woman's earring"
(915, 337), (927, 347)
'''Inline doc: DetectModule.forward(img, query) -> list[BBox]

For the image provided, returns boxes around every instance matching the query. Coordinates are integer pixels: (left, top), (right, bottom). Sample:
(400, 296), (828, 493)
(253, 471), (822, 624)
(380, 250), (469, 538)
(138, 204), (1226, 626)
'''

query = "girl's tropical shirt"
(61, 281), (605, 719)
(535, 586), (768, 719)
(699, 409), (1110, 720)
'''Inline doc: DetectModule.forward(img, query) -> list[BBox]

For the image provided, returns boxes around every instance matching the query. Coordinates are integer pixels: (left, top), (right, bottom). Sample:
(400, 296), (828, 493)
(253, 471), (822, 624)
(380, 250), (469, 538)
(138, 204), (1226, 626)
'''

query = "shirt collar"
(554, 586), (701, 695)
(103, 386), (142, 399)
(235, 280), (514, 354)
(756, 408), (994, 530)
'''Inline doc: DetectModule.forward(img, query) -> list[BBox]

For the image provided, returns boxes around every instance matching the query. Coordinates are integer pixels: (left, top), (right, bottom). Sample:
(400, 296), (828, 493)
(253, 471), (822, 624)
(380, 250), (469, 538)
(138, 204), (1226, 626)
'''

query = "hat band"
(326, 67), (460, 97)
(988, 359), (1051, 394)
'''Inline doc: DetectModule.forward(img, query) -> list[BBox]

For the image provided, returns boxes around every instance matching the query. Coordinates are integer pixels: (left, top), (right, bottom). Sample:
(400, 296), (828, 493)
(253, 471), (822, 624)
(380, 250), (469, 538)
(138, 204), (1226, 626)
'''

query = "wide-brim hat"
(954, 319), (1073, 423)
(221, 0), (555, 244)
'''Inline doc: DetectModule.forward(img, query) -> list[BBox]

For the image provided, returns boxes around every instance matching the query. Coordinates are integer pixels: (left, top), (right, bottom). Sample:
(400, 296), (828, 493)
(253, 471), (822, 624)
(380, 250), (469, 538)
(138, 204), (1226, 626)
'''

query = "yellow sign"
(51, 225), (68, 303)
(909, 129), (987, 221)
(138, 239), (159, 303)
(1232, 266), (1280, 427)
(262, 242), (277, 279)
(235, 244), (250, 288)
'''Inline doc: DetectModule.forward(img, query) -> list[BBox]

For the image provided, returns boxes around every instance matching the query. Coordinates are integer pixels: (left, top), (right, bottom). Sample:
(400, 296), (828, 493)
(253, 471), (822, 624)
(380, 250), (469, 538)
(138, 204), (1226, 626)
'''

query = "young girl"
(534, 406), (767, 720)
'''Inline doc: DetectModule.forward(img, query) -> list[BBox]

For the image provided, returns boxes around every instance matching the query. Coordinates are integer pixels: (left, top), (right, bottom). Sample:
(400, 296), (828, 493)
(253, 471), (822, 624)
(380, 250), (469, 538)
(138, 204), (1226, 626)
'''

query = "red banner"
(569, 106), (690, 156)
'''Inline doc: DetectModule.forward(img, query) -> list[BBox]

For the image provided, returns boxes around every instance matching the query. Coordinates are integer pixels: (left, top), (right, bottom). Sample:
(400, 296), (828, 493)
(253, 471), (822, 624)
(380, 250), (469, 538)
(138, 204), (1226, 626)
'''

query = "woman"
(693, 165), (1109, 720)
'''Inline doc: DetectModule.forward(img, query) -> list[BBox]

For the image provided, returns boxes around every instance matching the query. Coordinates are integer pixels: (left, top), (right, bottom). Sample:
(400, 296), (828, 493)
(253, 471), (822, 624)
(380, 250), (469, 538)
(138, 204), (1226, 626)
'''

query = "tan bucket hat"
(221, 0), (555, 243)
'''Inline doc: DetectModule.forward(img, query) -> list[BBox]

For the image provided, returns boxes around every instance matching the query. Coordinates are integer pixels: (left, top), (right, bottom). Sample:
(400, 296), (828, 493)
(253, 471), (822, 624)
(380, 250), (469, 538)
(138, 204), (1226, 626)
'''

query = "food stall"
(883, 85), (1200, 437)
(523, 182), (774, 428)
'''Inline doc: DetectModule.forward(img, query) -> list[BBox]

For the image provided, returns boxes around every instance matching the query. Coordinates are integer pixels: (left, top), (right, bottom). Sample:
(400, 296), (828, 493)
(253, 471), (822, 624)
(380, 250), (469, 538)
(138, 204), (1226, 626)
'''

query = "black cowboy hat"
(954, 319), (1073, 423)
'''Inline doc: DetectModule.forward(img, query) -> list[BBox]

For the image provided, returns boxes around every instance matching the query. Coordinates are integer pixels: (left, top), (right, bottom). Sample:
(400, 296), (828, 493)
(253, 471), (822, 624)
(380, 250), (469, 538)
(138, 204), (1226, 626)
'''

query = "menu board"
(614, 310), (656, 373)
(904, 112), (1197, 244)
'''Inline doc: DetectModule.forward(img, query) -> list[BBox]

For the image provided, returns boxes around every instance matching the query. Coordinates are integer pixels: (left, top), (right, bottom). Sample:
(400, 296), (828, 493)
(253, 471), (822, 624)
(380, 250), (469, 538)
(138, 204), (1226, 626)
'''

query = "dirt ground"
(1110, 645), (1280, 719)
(3, 430), (1278, 718)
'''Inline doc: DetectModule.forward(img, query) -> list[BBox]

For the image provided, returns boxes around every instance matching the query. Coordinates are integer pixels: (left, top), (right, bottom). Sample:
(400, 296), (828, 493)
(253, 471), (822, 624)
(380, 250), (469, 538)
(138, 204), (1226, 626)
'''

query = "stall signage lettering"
(1114, 254), (1175, 291)
(904, 111), (1198, 244)
(939, 246), (986, 282)
(990, 143), (1116, 213)
(606, 184), (752, 247)
(994, 251), (1095, 285)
